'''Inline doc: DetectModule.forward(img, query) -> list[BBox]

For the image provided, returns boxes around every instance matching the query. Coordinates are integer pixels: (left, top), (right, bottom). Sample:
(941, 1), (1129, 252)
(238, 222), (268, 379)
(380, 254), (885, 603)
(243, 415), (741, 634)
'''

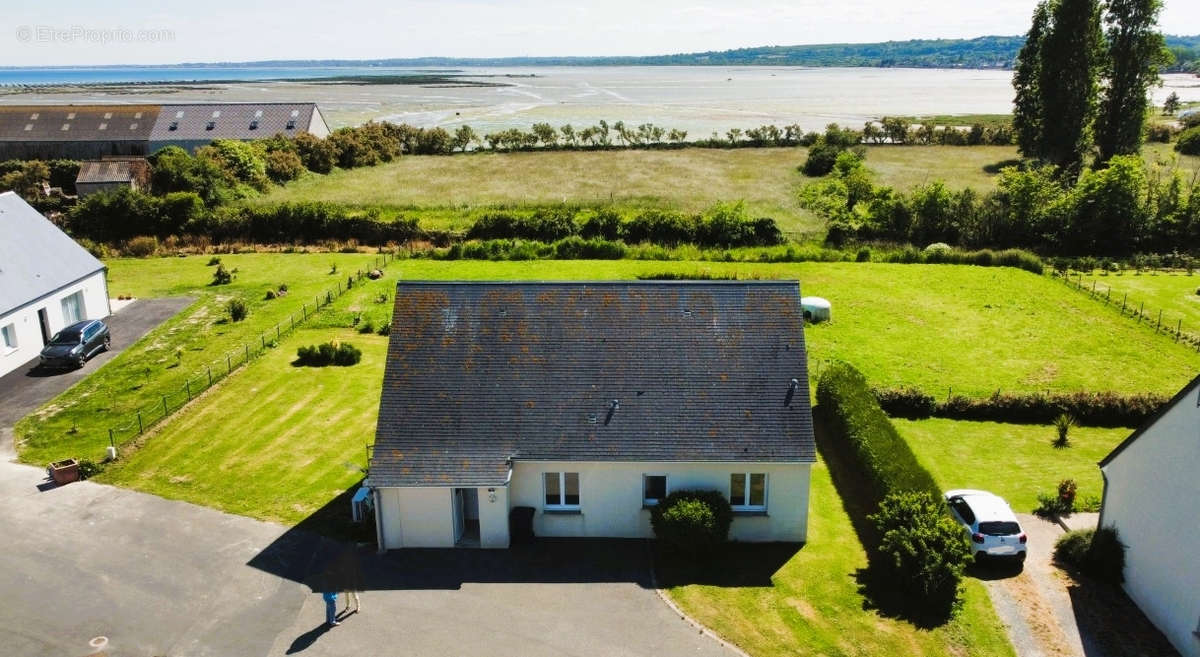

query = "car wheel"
(76, 355), (87, 368)
(103, 336), (111, 350)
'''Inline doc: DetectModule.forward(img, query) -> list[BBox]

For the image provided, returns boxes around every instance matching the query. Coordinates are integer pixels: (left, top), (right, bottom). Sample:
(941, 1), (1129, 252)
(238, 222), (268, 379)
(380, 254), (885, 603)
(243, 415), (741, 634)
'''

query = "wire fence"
(102, 253), (396, 455)
(1053, 270), (1200, 351)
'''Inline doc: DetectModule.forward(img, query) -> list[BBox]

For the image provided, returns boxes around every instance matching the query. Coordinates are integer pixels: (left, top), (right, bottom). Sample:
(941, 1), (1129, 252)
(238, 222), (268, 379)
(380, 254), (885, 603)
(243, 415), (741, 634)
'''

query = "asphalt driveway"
(0, 297), (193, 459)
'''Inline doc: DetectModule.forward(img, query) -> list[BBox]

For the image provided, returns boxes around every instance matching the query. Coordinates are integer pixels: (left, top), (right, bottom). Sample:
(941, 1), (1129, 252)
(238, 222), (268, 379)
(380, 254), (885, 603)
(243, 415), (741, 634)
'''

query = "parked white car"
(945, 489), (1027, 562)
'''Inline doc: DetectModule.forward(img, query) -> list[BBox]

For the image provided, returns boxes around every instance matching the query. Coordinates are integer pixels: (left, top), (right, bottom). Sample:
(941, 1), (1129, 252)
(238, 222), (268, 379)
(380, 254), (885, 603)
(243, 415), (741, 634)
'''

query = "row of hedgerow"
(873, 387), (1169, 428)
(817, 362), (969, 613)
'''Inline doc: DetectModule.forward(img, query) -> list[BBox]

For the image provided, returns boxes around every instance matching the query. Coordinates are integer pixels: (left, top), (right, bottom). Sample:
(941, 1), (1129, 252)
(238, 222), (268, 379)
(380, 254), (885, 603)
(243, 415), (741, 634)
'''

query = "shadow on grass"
(813, 408), (956, 629)
(248, 480), (797, 594)
(983, 158), (1024, 174)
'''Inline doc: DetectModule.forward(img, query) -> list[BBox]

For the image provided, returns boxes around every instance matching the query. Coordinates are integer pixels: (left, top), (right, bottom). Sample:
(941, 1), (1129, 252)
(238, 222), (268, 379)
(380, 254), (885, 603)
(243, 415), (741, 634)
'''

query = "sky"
(3, 0), (1198, 67)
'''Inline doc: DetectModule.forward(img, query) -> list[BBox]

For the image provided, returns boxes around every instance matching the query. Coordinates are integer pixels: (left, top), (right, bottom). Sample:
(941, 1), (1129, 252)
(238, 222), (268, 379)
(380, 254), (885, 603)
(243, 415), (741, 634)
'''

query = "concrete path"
(0, 297), (194, 460)
(978, 512), (1100, 657)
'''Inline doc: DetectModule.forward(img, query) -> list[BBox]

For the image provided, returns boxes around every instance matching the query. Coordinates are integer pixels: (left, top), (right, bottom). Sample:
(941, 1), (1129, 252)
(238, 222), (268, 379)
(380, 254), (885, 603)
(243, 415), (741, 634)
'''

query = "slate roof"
(0, 192), (105, 317)
(0, 105), (158, 142)
(149, 103), (320, 141)
(371, 281), (816, 487)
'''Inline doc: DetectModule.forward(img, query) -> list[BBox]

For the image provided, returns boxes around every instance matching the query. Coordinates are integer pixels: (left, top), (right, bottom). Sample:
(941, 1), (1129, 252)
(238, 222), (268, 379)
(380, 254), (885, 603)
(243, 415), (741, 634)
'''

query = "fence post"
(207, 365), (212, 387)
(303, 304), (307, 320)
(1177, 319), (1182, 342)
(137, 411), (143, 434)
(1121, 293), (1127, 313)
(108, 428), (115, 448)
(1157, 309), (1163, 332)
(261, 335), (266, 350)
(227, 354), (232, 374)
(162, 396), (169, 417)
(276, 325), (280, 340)
(186, 380), (191, 400)
(245, 344), (250, 361)
(1138, 301), (1144, 321)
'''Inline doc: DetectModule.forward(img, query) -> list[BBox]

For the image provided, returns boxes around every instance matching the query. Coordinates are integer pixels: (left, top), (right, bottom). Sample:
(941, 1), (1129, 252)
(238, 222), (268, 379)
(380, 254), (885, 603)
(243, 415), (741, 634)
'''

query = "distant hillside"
(164, 34), (1196, 72)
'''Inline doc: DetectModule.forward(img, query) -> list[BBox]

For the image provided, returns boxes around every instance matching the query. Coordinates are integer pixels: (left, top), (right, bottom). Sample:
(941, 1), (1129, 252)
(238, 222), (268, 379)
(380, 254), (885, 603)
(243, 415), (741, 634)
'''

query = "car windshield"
(49, 329), (82, 345)
(979, 521), (1021, 536)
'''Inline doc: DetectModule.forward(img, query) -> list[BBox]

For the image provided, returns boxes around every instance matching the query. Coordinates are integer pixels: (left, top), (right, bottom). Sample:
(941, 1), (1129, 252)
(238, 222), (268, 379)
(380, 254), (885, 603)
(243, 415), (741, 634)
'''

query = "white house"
(0, 192), (110, 377)
(1098, 373), (1200, 657)
(369, 281), (816, 550)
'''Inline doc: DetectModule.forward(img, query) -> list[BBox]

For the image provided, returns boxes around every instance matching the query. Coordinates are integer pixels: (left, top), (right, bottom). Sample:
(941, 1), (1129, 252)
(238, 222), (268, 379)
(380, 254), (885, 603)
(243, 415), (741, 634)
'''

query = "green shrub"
(1035, 479), (1078, 516)
(650, 489), (733, 556)
(226, 298), (248, 322)
(1176, 126), (1200, 155)
(874, 388), (1168, 428)
(77, 459), (104, 480)
(296, 340), (362, 367)
(207, 256), (221, 266)
(817, 363), (941, 505)
(1053, 413), (1074, 448)
(1054, 527), (1125, 583)
(211, 263), (234, 286)
(358, 320), (375, 334)
(869, 491), (971, 602)
(872, 387), (936, 419)
(377, 321), (391, 336)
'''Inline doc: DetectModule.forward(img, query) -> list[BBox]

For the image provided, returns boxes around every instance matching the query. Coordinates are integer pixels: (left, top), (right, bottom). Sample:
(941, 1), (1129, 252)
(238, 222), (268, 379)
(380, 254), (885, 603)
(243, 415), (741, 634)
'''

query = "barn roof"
(0, 105), (158, 142)
(76, 159), (139, 184)
(0, 192), (105, 317)
(148, 103), (319, 142)
(371, 281), (816, 487)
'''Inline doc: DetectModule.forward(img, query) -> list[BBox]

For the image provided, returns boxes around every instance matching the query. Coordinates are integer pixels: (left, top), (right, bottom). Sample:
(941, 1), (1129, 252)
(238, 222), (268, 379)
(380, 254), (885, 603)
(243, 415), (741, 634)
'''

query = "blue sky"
(4, 0), (1198, 66)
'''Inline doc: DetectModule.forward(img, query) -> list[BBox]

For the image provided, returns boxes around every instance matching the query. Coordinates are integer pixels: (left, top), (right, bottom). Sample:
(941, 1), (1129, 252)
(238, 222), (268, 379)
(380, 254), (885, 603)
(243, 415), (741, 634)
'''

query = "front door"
(37, 308), (51, 345)
(452, 489), (465, 543)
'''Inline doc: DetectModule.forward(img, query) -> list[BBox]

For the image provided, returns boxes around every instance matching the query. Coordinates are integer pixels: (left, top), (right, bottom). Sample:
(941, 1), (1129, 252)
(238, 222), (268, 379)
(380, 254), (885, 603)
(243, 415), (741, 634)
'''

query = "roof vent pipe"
(604, 399), (619, 426)
(785, 378), (799, 407)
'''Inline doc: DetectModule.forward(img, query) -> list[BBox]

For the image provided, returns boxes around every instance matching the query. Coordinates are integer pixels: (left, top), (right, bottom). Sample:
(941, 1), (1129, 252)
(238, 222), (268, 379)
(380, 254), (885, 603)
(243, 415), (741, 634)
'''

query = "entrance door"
(37, 308), (51, 345)
(452, 488), (481, 547)
(452, 489), (465, 544)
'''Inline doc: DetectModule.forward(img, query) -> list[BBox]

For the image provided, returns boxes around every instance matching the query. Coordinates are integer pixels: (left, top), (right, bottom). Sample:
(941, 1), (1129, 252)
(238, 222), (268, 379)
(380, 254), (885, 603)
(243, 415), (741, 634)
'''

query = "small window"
(175, 110), (185, 118)
(67, 112), (76, 119)
(103, 112), (113, 119)
(98, 123), (107, 130)
(286, 119), (296, 130)
(643, 475), (667, 506)
(544, 472), (580, 509)
(291, 109), (300, 117)
(134, 111), (142, 119)
(249, 120), (259, 130)
(61, 291), (85, 326)
(211, 110), (220, 118)
(206, 121), (215, 131)
(730, 473), (767, 511)
(29, 112), (39, 120)
(254, 109), (263, 118)
(129, 122), (138, 130)
(1, 324), (16, 350)
(23, 124), (32, 131)
(61, 123), (70, 131)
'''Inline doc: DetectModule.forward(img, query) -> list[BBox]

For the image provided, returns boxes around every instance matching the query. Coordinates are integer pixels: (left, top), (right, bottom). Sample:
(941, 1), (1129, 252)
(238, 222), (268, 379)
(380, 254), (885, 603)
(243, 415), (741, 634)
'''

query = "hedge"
(649, 489), (734, 556)
(873, 387), (1167, 428)
(816, 362), (941, 506)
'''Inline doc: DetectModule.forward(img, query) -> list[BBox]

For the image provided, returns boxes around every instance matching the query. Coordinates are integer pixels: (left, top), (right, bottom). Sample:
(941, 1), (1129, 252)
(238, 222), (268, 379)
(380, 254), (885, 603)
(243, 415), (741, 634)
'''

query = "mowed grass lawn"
(667, 462), (1015, 657)
(897, 418), (1130, 512)
(99, 328), (386, 524)
(1075, 269), (1200, 337)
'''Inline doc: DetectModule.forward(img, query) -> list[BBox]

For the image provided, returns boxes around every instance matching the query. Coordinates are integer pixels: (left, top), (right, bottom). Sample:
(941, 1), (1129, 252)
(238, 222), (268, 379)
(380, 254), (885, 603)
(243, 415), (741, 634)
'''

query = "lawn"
(14, 252), (395, 466)
(1073, 269), (1200, 339)
(897, 418), (1130, 512)
(98, 327), (386, 524)
(666, 462), (1015, 657)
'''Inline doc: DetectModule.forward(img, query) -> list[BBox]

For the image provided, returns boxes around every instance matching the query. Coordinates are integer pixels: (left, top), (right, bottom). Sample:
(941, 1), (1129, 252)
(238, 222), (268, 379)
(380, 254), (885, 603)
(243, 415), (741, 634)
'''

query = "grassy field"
(666, 462), (1015, 657)
(1073, 269), (1200, 339)
(14, 252), (394, 466)
(247, 145), (1021, 234)
(99, 327), (386, 524)
(898, 418), (1129, 512)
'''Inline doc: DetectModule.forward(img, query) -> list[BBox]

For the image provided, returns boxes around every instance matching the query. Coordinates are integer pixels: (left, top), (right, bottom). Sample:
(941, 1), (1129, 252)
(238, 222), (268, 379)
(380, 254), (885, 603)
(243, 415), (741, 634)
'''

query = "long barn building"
(0, 103), (329, 161)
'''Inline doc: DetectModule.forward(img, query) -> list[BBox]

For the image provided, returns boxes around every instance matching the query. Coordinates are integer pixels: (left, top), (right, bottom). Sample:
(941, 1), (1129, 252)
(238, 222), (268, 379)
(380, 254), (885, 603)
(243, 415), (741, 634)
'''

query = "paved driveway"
(0, 297), (194, 460)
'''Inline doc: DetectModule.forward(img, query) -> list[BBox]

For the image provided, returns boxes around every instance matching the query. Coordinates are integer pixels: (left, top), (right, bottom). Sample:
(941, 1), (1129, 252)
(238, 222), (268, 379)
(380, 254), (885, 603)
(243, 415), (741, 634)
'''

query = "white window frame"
(642, 473), (668, 506)
(60, 291), (85, 326)
(729, 472), (768, 511)
(1, 323), (16, 352)
(543, 471), (580, 511)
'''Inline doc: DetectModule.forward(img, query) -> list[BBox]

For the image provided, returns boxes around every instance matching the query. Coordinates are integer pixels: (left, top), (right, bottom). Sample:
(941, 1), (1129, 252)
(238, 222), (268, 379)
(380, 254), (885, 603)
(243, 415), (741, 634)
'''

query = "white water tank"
(801, 296), (832, 323)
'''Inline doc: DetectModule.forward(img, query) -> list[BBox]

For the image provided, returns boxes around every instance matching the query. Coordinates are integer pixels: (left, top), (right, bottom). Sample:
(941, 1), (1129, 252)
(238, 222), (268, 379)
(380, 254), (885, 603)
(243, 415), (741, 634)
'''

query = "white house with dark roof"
(369, 281), (816, 550)
(1098, 374), (1200, 657)
(0, 192), (109, 377)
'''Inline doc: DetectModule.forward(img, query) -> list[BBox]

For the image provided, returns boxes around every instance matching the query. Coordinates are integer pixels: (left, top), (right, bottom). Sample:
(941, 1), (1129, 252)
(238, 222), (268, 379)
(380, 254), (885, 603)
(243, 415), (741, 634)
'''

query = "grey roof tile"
(371, 281), (816, 487)
(0, 192), (105, 316)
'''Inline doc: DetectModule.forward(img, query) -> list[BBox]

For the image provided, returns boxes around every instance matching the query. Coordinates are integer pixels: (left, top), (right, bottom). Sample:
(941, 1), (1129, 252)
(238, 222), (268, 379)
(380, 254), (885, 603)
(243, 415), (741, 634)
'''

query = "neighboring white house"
(1098, 373), (1200, 657)
(369, 281), (817, 550)
(0, 191), (110, 377)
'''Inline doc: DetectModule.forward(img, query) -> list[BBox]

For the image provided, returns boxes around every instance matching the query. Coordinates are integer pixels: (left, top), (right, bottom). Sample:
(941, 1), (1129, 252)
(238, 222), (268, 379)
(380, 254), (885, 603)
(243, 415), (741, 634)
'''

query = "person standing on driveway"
(322, 591), (340, 626)
(335, 546), (364, 616)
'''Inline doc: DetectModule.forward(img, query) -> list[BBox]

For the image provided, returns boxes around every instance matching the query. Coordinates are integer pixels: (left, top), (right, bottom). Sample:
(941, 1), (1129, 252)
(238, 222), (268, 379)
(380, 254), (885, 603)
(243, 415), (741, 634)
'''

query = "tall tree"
(1013, 2), (1050, 158)
(1038, 0), (1104, 180)
(1095, 0), (1170, 163)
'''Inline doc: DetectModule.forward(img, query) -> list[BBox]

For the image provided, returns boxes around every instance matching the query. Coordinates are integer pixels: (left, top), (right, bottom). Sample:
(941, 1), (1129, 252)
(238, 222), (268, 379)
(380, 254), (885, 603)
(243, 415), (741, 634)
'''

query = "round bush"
(1176, 126), (1200, 156)
(869, 491), (970, 603)
(1054, 527), (1125, 584)
(650, 489), (733, 555)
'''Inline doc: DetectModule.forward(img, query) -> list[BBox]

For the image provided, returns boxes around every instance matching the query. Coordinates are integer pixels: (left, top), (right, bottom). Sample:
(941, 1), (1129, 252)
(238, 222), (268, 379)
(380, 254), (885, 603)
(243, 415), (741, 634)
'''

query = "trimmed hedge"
(295, 341), (362, 367)
(649, 489), (734, 556)
(817, 363), (941, 506)
(1054, 527), (1125, 584)
(873, 387), (1167, 428)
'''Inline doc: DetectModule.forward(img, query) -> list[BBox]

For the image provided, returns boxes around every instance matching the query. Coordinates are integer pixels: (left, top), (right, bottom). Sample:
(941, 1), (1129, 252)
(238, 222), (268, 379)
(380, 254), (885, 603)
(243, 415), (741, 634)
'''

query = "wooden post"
(1177, 319), (1182, 342)
(207, 366), (212, 387)
(109, 428), (115, 448)
(1157, 309), (1163, 332)
(137, 411), (143, 434)
(276, 325), (280, 340)
(303, 304), (307, 320)
(1139, 301), (1144, 320)
(227, 354), (232, 374)
(245, 344), (250, 361)
(1121, 293), (1127, 313)
(186, 380), (191, 400)
(162, 396), (169, 416)
(261, 335), (266, 349)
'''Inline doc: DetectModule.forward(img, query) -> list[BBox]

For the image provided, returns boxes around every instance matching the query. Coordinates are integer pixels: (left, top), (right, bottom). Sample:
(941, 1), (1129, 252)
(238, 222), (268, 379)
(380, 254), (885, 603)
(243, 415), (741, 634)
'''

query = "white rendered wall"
(477, 485), (511, 549)
(378, 486), (456, 549)
(0, 270), (109, 377)
(509, 460), (811, 542)
(1101, 394), (1200, 657)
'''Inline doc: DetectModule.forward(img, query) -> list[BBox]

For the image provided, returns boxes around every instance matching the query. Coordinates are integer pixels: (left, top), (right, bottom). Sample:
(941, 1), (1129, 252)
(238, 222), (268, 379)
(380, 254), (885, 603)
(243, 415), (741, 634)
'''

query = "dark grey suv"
(39, 319), (110, 369)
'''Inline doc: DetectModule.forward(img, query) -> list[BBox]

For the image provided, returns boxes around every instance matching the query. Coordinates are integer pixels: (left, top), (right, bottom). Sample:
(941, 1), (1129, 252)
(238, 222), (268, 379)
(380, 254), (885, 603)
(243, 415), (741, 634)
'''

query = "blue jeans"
(324, 594), (337, 624)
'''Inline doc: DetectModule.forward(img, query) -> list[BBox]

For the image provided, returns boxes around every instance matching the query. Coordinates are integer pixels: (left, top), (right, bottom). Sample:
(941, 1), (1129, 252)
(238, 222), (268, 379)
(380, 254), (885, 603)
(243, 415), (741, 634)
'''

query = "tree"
(531, 122), (558, 147)
(1013, 2), (1050, 158)
(558, 124), (577, 147)
(1095, 0), (1170, 163)
(1162, 91), (1181, 115)
(1038, 0), (1104, 179)
(451, 125), (478, 152)
(868, 492), (971, 607)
